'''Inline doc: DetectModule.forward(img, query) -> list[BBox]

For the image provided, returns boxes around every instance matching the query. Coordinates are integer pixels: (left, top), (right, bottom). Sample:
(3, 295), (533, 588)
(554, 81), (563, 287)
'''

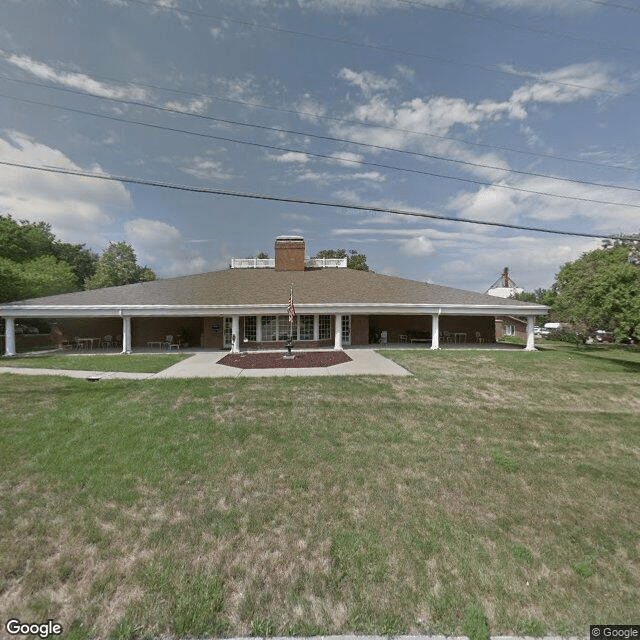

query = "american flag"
(288, 284), (296, 323)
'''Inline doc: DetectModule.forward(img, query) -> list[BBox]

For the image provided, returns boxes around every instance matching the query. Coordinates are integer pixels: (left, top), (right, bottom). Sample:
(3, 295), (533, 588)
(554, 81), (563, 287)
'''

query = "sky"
(1, 0), (639, 293)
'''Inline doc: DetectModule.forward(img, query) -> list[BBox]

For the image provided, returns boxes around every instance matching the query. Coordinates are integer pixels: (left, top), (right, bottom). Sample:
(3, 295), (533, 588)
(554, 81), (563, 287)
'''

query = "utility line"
(3, 91), (640, 209)
(127, 0), (632, 100)
(2, 75), (638, 193)
(578, 0), (640, 14)
(396, 0), (640, 54)
(0, 159), (625, 240)
(2, 56), (636, 176)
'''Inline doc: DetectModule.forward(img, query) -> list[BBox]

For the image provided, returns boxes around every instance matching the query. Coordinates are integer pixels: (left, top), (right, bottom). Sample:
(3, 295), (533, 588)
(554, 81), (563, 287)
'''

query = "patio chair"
(475, 331), (484, 344)
(101, 335), (113, 349)
(379, 330), (388, 344)
(164, 334), (180, 350)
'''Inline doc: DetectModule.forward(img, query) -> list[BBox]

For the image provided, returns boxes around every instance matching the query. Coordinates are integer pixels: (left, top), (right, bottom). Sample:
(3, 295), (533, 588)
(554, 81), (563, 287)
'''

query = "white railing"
(230, 257), (348, 268)
(230, 258), (275, 268)
(306, 257), (347, 268)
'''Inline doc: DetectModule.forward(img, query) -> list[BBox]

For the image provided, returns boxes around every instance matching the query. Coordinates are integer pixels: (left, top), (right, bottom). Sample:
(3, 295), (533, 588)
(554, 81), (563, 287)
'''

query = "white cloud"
(164, 96), (212, 115)
(0, 130), (131, 246)
(403, 235), (436, 256)
(124, 218), (209, 277)
(330, 151), (364, 166)
(295, 93), (327, 122)
(0, 50), (149, 101)
(179, 156), (234, 180)
(338, 68), (397, 96)
(505, 62), (622, 117)
(271, 151), (310, 164)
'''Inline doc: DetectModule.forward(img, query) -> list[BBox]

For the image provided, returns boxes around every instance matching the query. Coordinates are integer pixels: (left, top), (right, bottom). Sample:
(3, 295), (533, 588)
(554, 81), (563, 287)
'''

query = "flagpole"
(285, 282), (295, 359)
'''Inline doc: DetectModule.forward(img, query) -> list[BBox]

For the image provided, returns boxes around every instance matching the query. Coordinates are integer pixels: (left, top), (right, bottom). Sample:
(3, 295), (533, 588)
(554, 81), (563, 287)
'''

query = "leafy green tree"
(314, 248), (370, 271)
(85, 242), (156, 289)
(553, 245), (640, 341)
(0, 214), (56, 262)
(52, 241), (99, 285)
(0, 255), (77, 302)
(513, 288), (557, 323)
(0, 215), (98, 300)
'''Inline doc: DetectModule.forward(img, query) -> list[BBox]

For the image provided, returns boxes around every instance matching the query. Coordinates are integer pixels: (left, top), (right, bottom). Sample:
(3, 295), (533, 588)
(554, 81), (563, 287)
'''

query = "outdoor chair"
(475, 331), (484, 343)
(379, 330), (388, 344)
(101, 335), (113, 349)
(164, 335), (180, 350)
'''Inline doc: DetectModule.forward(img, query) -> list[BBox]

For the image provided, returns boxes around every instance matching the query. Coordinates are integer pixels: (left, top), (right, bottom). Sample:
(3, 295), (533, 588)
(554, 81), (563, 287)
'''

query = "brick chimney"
(275, 236), (305, 271)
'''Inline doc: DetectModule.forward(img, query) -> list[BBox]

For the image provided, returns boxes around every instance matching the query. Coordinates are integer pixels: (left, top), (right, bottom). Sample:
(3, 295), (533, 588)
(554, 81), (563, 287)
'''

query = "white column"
(122, 316), (132, 354)
(231, 315), (240, 353)
(334, 313), (343, 350)
(525, 315), (536, 351)
(256, 316), (262, 343)
(313, 314), (319, 341)
(431, 314), (440, 350)
(4, 317), (16, 357)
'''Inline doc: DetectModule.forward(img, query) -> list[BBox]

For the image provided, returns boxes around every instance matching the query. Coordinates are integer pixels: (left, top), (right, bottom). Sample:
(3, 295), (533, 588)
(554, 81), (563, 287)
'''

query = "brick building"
(1, 236), (547, 355)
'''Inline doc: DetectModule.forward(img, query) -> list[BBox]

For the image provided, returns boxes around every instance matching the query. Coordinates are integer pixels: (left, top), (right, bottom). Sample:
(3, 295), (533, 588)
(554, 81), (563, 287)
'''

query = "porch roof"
(0, 268), (547, 317)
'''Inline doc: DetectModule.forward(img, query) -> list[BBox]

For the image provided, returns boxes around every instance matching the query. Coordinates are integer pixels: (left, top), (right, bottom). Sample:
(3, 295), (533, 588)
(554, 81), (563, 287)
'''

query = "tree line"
(0, 215), (155, 303)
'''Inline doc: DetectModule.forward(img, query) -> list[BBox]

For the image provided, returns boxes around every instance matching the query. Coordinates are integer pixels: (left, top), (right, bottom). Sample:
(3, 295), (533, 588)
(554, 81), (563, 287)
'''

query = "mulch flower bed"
(218, 350), (352, 369)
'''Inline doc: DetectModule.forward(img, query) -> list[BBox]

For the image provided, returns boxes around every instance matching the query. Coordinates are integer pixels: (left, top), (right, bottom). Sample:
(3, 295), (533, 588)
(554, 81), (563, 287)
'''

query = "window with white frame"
(318, 315), (331, 340)
(244, 316), (257, 341)
(261, 315), (277, 341)
(504, 324), (515, 336)
(299, 315), (314, 341)
(341, 315), (351, 345)
(278, 315), (294, 340)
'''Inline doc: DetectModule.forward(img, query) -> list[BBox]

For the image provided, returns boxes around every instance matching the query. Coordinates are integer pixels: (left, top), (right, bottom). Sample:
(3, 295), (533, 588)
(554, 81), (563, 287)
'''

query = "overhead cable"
(2, 75), (638, 193)
(2, 92), (640, 210)
(0, 158), (627, 240)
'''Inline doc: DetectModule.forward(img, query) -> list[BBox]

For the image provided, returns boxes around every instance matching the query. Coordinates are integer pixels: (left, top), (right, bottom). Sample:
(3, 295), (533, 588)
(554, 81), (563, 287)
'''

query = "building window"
(299, 315), (314, 341)
(505, 324), (515, 336)
(318, 315), (331, 340)
(278, 315), (295, 341)
(341, 315), (351, 345)
(245, 316), (256, 341)
(261, 315), (277, 341)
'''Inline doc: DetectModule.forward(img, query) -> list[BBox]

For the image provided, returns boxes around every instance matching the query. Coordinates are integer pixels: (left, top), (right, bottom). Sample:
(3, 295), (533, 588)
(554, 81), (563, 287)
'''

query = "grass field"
(0, 353), (189, 373)
(0, 346), (638, 639)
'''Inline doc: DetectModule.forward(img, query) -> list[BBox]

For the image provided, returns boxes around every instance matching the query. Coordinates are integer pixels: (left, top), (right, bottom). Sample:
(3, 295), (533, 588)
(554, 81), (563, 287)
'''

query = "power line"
(396, 0), (640, 55)
(0, 158), (625, 240)
(127, 0), (633, 100)
(3, 54), (636, 176)
(578, 0), (640, 14)
(3, 90), (640, 209)
(3, 74), (638, 194)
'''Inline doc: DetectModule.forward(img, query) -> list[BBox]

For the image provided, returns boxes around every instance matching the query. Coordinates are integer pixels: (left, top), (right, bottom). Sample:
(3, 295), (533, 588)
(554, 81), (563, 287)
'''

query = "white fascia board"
(1, 302), (548, 317)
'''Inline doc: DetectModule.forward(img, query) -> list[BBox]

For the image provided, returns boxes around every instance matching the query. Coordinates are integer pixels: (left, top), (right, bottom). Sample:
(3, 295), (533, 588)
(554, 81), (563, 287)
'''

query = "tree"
(513, 288), (557, 324)
(0, 214), (95, 300)
(85, 242), (156, 289)
(0, 255), (77, 302)
(52, 241), (99, 285)
(314, 248), (370, 271)
(0, 215), (56, 263)
(552, 245), (640, 341)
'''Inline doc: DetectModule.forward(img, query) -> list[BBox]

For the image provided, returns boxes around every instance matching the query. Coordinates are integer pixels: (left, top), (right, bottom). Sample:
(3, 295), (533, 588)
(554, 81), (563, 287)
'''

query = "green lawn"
(0, 353), (190, 373)
(0, 347), (638, 639)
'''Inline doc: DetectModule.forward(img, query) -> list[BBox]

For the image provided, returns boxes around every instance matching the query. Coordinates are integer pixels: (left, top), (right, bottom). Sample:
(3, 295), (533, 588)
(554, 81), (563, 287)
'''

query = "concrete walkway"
(0, 349), (412, 380)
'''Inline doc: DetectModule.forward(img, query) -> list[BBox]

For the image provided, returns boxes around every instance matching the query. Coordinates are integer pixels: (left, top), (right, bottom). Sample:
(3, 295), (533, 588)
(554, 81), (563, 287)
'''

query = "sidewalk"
(0, 349), (412, 380)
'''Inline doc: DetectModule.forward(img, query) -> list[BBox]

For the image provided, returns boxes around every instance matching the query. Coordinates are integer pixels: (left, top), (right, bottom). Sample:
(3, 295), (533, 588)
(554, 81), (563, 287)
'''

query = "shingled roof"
(1, 268), (547, 317)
